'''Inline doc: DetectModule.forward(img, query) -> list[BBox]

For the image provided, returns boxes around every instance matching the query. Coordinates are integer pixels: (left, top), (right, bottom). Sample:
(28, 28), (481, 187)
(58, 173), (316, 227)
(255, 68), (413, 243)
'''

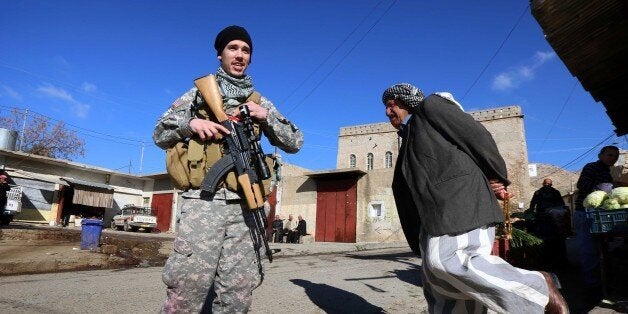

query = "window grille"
(385, 151), (393, 168)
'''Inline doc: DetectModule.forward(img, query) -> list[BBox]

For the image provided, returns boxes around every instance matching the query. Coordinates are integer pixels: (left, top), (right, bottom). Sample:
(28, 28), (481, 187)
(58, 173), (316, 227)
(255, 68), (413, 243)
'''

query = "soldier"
(153, 25), (303, 313)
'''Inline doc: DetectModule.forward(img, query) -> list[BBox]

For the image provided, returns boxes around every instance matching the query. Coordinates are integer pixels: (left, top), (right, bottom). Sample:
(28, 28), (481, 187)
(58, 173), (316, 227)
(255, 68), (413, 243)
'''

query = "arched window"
(385, 151), (393, 168)
(349, 154), (356, 168)
(367, 153), (373, 170)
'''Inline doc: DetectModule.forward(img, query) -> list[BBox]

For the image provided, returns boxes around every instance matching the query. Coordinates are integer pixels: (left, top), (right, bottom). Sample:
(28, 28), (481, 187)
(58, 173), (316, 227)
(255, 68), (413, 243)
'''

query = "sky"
(1, 0), (625, 176)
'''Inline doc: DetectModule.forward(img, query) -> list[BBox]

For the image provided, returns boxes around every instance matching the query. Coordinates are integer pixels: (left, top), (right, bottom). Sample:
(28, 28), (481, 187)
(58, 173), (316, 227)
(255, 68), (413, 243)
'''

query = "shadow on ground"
(290, 279), (385, 313)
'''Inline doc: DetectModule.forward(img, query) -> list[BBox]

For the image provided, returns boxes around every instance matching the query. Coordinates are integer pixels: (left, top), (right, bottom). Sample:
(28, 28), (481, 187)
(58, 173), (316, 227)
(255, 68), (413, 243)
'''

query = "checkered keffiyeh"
(382, 83), (425, 110)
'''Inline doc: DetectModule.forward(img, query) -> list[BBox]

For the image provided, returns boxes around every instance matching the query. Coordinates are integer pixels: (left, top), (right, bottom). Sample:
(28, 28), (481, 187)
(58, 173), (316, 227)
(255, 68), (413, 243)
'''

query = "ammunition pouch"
(165, 91), (274, 195)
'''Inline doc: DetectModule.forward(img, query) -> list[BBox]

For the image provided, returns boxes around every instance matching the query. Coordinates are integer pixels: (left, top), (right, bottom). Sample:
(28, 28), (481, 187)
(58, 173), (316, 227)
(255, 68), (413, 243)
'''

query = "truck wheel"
(111, 220), (117, 230)
(123, 221), (130, 232)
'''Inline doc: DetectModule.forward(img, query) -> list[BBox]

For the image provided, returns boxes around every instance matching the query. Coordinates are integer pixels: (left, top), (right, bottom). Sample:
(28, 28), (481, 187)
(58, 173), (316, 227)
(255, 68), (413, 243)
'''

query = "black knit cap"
(214, 25), (253, 57)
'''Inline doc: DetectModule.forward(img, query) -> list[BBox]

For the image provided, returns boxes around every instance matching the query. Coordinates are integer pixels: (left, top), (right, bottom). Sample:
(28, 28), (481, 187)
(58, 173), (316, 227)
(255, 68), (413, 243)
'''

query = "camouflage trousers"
(160, 197), (263, 313)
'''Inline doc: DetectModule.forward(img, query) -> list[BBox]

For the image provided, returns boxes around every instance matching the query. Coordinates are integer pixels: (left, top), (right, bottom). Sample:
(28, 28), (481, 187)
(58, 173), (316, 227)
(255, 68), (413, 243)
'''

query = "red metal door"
(265, 189), (277, 239)
(315, 178), (357, 243)
(151, 193), (173, 232)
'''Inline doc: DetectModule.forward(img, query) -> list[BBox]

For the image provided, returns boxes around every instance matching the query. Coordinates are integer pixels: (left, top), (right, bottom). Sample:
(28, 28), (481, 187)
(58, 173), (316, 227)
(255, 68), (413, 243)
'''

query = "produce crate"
(585, 208), (628, 234)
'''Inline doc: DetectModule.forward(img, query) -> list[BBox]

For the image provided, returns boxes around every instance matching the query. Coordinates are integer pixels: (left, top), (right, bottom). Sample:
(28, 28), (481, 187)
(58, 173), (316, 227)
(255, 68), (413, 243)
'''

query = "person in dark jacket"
(529, 178), (568, 269)
(382, 83), (567, 313)
(573, 145), (619, 305)
(292, 215), (307, 243)
(287, 214), (306, 243)
(530, 178), (565, 215)
(271, 215), (283, 243)
(0, 173), (9, 210)
(0, 173), (11, 225)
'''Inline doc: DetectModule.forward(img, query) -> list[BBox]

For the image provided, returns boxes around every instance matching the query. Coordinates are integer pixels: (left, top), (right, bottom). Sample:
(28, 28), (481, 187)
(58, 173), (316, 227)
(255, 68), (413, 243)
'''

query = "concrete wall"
(275, 162), (316, 236)
(611, 149), (628, 185)
(355, 168), (405, 243)
(470, 106), (532, 209)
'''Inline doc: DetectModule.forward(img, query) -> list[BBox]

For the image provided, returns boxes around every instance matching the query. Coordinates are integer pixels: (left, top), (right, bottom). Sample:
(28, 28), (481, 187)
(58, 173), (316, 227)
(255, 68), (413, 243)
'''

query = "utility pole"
(18, 109), (28, 151)
(139, 142), (145, 174)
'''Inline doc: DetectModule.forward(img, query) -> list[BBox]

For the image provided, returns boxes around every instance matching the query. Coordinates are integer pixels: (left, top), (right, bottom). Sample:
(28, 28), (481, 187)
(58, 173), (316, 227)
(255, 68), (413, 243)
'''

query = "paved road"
(0, 247), (427, 313)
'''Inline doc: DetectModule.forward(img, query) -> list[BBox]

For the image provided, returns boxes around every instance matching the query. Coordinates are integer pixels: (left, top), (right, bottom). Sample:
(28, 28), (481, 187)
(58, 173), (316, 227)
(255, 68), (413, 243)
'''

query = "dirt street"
(1, 222), (627, 313)
(0, 222), (172, 275)
(1, 248), (427, 313)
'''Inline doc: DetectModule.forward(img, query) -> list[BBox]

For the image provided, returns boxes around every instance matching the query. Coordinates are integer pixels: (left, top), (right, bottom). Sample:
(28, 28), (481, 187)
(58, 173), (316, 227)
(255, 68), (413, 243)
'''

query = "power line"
(278, 0), (387, 105)
(0, 105), (148, 146)
(532, 132), (616, 182)
(559, 133), (615, 170)
(538, 80), (578, 152)
(460, 4), (529, 101)
(286, 0), (398, 115)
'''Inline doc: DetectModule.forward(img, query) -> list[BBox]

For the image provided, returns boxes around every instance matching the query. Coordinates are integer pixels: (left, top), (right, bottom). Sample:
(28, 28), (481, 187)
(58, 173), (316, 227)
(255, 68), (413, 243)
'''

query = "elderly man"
(271, 214), (283, 243)
(290, 215), (307, 243)
(382, 83), (568, 313)
(283, 214), (295, 243)
(153, 25), (303, 313)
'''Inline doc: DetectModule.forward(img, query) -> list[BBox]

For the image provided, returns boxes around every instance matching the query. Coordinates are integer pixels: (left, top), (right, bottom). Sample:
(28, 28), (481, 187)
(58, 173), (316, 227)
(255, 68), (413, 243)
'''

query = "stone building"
(279, 106), (534, 243)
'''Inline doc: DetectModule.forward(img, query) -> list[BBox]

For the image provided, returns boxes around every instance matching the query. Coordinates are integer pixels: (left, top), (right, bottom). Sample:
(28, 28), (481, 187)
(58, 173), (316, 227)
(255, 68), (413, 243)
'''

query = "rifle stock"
(194, 75), (228, 122)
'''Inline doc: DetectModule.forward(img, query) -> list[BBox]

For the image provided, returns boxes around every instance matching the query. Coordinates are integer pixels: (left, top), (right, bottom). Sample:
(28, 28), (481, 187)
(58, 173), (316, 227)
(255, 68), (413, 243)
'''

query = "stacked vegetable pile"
(583, 187), (628, 210)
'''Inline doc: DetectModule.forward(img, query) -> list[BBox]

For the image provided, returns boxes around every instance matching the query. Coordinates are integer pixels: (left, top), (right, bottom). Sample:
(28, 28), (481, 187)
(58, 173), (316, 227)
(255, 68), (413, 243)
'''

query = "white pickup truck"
(110, 205), (157, 232)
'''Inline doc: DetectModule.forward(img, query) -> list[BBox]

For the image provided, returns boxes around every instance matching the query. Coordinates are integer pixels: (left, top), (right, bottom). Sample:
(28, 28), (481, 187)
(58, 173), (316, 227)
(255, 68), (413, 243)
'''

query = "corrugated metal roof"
(531, 0), (628, 135)
(61, 177), (113, 190)
(305, 168), (366, 179)
(10, 169), (67, 185)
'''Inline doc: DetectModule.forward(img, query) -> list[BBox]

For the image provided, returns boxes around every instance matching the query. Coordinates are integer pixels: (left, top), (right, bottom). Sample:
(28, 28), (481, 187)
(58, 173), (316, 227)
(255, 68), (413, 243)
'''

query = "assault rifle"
(193, 75), (274, 266)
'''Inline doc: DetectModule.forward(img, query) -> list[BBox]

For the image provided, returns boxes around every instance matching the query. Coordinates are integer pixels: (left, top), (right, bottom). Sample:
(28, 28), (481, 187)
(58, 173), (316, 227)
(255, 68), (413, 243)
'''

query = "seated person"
(271, 215), (283, 243)
(289, 215), (307, 243)
(283, 214), (295, 243)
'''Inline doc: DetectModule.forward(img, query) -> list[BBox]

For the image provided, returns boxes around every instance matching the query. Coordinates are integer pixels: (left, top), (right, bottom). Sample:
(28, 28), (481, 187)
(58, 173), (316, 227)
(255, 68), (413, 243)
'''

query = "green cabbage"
(583, 190), (609, 208)
(610, 187), (628, 205)
(601, 198), (621, 210)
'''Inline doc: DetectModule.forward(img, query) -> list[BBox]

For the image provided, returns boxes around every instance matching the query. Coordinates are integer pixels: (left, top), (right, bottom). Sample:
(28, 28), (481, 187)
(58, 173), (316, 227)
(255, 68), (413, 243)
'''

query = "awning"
(305, 168), (366, 180)
(10, 169), (66, 185)
(531, 0), (628, 136)
(61, 177), (114, 208)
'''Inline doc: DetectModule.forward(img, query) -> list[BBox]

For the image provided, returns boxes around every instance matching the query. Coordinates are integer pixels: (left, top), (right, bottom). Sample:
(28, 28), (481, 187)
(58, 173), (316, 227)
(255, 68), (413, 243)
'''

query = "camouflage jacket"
(153, 86), (304, 198)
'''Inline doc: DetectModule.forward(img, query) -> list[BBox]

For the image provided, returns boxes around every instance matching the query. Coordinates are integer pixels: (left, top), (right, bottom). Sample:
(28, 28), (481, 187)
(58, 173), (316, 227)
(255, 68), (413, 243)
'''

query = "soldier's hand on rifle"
(189, 118), (230, 141)
(240, 101), (268, 122)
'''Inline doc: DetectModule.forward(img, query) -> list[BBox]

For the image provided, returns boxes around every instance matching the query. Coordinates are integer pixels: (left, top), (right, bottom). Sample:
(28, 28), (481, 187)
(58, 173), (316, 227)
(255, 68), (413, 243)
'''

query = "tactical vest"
(165, 91), (274, 195)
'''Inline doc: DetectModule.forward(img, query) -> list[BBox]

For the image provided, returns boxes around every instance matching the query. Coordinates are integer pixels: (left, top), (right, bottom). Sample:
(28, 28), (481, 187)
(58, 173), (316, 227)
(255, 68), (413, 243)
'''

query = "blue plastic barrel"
(80, 219), (103, 250)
